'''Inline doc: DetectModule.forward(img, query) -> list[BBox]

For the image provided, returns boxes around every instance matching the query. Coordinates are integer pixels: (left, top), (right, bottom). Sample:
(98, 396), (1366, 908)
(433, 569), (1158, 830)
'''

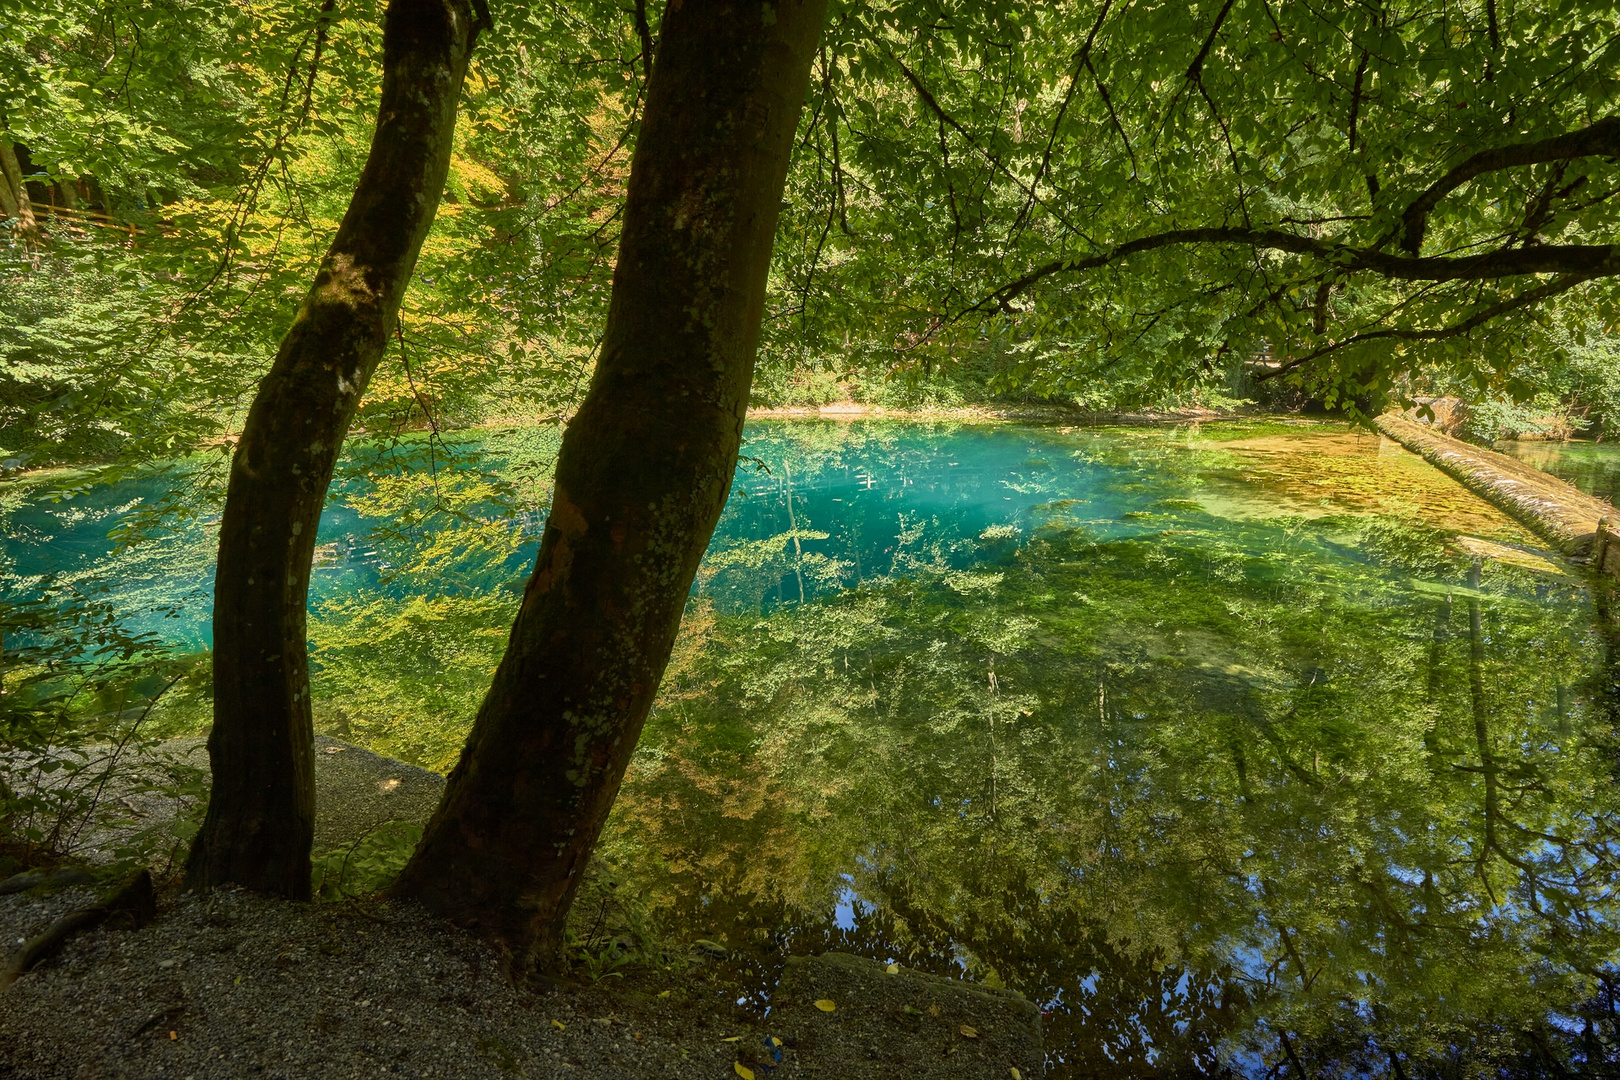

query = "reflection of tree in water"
(605, 514), (1620, 1076)
(1592, 576), (1620, 731)
(881, 876), (1248, 1078)
(636, 877), (1245, 1077)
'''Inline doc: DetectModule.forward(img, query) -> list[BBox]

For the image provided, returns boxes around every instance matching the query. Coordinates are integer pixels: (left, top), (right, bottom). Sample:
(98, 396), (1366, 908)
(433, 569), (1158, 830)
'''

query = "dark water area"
(1500, 438), (1620, 504)
(6, 419), (1620, 1076)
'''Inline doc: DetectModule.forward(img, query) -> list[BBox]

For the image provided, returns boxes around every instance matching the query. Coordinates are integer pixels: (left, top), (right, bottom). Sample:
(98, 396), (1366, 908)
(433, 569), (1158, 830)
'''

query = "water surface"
(1500, 438), (1620, 504)
(7, 419), (1618, 1076)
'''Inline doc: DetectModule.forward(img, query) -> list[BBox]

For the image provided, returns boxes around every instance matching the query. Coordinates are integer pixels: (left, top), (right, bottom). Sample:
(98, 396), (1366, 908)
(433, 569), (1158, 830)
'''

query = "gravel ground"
(2, 737), (1047, 1078)
(8, 735), (445, 867)
(774, 952), (1043, 1079)
(1, 882), (1047, 1079)
(0, 883), (754, 1080)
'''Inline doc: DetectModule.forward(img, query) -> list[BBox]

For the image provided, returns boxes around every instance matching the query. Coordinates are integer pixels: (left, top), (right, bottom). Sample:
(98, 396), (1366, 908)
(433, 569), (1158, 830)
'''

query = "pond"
(1500, 437), (1620, 504)
(7, 418), (1619, 1076)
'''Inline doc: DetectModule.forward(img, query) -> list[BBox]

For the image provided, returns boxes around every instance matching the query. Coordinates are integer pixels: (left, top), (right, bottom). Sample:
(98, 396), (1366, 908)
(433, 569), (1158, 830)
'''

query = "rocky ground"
(0, 880), (1042, 1080)
(0, 738), (1045, 1079)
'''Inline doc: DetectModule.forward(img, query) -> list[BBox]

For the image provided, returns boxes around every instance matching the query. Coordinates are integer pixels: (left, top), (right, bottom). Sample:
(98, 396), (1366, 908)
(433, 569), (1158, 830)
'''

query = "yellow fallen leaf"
(658, 990), (672, 999)
(721, 1036), (742, 1043)
(551, 1020), (566, 1031)
(1011, 1069), (1022, 1079)
(734, 1065), (755, 1080)
(886, 963), (900, 974)
(960, 1024), (979, 1038)
(814, 999), (836, 1012)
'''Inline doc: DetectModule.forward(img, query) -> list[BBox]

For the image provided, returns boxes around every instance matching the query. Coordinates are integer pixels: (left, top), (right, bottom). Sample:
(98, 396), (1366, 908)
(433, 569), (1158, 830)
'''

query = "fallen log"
(1374, 414), (1620, 576)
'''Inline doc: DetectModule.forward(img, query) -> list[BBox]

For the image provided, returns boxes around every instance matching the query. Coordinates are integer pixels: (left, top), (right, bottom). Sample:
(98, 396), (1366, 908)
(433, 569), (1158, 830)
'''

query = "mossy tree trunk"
(393, 0), (829, 968)
(185, 0), (485, 898)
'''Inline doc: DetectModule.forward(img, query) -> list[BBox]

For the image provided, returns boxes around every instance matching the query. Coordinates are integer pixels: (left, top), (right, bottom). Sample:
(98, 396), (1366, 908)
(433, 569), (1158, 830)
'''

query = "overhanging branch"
(972, 225), (1619, 312)
(1251, 273), (1591, 381)
(1400, 116), (1620, 254)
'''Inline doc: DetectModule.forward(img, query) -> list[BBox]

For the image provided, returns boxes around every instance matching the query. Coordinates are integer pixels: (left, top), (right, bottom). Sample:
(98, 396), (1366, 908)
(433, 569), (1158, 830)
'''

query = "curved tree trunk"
(185, 0), (485, 898)
(393, 0), (828, 968)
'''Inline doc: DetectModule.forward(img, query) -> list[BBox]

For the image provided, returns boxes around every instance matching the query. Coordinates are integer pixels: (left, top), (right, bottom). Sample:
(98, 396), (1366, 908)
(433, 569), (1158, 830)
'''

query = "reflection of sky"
(832, 876), (874, 931)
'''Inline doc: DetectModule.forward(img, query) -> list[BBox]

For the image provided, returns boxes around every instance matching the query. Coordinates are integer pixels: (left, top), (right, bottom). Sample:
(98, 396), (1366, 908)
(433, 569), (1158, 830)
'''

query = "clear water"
(1500, 438), (1620, 504)
(6, 418), (1618, 1076)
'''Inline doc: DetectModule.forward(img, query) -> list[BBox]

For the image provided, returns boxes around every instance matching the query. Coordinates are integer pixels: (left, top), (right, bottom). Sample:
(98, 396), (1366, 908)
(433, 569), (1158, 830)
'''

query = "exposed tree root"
(1, 869), (155, 990)
(0, 866), (97, 897)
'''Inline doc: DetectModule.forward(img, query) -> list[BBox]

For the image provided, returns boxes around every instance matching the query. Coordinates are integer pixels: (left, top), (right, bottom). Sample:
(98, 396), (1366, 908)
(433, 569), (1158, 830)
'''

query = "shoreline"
(740, 402), (1249, 424)
(0, 405), (1248, 484)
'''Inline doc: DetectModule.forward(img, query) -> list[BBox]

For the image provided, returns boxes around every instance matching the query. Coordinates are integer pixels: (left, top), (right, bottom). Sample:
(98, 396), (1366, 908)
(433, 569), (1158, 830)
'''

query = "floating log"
(1375, 413), (1619, 576)
(1597, 518), (1620, 580)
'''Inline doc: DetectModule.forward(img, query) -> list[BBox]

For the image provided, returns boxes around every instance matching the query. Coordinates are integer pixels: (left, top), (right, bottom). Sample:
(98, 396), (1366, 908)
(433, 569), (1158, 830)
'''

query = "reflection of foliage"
(699, 529), (845, 612)
(10, 419), (1617, 1072)
(0, 573), (208, 871)
(306, 429), (558, 769)
(609, 514), (1618, 1075)
(311, 820), (422, 901)
(559, 859), (679, 984)
(309, 594), (514, 771)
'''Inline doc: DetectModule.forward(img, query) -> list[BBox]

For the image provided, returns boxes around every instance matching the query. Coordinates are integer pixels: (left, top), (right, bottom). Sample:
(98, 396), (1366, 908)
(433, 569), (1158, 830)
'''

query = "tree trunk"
(1374, 413), (1618, 558)
(393, 0), (828, 968)
(0, 141), (37, 234)
(185, 0), (484, 898)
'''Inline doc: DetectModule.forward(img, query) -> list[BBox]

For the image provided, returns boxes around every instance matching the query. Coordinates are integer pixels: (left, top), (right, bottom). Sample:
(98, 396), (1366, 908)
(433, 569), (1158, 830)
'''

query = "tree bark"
(1374, 413), (1618, 558)
(0, 141), (37, 234)
(185, 0), (484, 898)
(393, 0), (828, 968)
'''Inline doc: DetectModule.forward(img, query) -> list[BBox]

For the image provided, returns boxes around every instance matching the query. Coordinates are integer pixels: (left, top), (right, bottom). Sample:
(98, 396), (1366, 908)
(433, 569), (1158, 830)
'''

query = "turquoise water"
(7, 419), (1619, 1075)
(6, 419), (1565, 643)
(4, 440), (544, 647)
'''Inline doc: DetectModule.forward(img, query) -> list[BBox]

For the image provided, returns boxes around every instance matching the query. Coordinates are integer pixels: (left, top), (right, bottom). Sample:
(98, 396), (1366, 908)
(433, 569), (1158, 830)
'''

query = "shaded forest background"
(6, 0), (1620, 479)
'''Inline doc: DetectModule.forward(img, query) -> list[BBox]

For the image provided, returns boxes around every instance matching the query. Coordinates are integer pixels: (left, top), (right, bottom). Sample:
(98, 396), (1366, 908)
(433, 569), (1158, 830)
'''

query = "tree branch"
(1011, 0), (1114, 234)
(892, 54), (1088, 239)
(633, 0), (654, 77)
(973, 225), (1620, 312)
(1400, 116), (1620, 254)
(1252, 273), (1590, 381)
(1085, 55), (1136, 177)
(1185, 0), (1237, 84)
